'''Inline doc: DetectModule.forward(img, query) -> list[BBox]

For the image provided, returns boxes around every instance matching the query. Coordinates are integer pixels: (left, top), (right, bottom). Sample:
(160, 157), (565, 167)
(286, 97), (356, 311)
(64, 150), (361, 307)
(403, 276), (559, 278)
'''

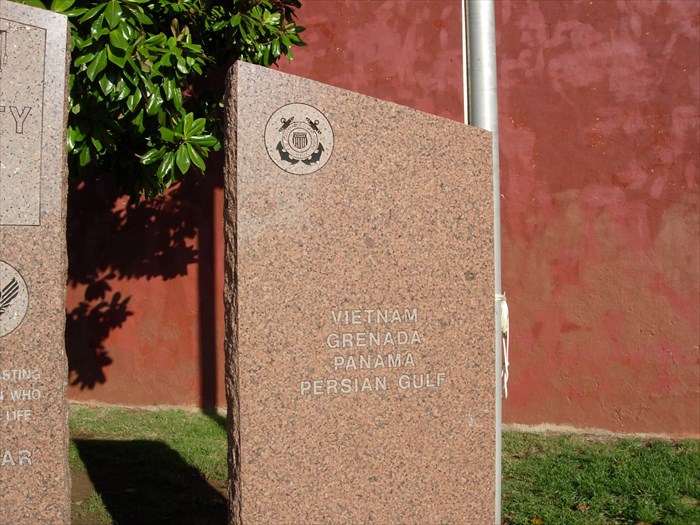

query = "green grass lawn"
(69, 406), (699, 525)
(502, 432), (699, 525)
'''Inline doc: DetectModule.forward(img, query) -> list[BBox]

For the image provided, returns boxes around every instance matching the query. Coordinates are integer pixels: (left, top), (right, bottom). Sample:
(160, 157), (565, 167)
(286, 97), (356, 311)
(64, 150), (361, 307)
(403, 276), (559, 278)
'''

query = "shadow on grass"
(74, 439), (226, 525)
(202, 408), (227, 429)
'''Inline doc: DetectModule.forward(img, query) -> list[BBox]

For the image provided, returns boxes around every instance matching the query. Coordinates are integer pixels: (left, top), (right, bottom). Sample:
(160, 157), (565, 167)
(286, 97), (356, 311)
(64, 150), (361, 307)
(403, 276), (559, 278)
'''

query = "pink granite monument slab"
(0, 1), (70, 522)
(225, 61), (495, 524)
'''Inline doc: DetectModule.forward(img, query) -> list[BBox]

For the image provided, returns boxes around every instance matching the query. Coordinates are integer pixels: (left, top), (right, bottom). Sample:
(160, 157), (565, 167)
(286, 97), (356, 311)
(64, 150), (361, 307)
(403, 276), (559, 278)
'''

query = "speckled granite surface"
(225, 61), (494, 525)
(0, 2), (70, 522)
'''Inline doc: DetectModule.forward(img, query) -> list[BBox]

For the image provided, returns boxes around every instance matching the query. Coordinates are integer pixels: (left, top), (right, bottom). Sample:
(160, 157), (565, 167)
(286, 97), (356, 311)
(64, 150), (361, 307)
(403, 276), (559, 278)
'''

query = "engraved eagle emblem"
(0, 277), (19, 319)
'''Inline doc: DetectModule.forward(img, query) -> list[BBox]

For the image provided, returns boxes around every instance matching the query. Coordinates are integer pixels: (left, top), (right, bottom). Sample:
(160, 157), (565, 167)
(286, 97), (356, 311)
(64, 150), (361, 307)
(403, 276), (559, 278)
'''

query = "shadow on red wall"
(66, 175), (196, 388)
(65, 158), (224, 411)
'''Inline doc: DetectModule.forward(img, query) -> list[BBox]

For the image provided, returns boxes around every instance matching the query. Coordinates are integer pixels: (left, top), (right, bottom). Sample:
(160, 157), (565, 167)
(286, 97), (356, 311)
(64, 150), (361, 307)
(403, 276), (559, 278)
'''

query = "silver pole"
(465, 1), (502, 524)
(460, 0), (469, 124)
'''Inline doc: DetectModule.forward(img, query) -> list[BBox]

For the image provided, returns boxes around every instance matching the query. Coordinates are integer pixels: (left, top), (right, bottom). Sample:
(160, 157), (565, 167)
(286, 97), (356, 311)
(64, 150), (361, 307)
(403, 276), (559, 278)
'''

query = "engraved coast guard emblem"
(264, 103), (333, 175)
(0, 261), (28, 338)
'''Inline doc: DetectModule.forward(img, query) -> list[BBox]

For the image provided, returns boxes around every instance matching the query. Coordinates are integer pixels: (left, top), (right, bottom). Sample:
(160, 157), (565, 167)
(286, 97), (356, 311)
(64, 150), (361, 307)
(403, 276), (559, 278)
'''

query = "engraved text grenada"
(300, 307), (449, 396)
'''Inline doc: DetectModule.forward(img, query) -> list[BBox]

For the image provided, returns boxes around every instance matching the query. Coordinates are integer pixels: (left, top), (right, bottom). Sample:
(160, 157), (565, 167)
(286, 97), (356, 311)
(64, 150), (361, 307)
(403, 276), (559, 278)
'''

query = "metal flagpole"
(463, 1), (502, 523)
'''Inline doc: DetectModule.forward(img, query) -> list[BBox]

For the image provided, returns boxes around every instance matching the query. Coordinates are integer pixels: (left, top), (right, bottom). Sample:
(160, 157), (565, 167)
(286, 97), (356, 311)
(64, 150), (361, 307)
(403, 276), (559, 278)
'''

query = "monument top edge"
(229, 60), (493, 138)
(1, 0), (69, 27)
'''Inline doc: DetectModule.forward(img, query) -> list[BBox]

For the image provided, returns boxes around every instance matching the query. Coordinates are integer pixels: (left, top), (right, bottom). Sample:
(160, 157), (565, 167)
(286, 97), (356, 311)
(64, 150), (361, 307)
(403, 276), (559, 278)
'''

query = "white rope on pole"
(496, 293), (509, 398)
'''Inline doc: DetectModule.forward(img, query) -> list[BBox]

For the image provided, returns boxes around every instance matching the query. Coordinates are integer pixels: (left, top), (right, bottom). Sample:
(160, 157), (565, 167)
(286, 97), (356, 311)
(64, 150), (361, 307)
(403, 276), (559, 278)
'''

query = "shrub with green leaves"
(17, 0), (304, 198)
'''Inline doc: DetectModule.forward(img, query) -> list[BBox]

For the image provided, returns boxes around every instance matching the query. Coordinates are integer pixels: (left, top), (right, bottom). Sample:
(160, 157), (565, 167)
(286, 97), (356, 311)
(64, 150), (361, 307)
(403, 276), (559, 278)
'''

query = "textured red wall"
(274, 0), (464, 119)
(67, 0), (700, 437)
(497, 0), (699, 437)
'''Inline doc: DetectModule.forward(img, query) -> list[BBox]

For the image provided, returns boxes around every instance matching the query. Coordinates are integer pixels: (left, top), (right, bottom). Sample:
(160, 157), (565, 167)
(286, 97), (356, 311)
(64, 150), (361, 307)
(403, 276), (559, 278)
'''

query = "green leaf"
(86, 49), (108, 81)
(190, 135), (218, 148)
(186, 143), (206, 171)
(115, 79), (130, 101)
(182, 113), (194, 135)
(98, 74), (114, 96)
(145, 91), (163, 116)
(18, 0), (45, 8)
(119, 21), (134, 42)
(159, 52), (173, 67)
(64, 7), (88, 18)
(131, 110), (145, 131)
(130, 9), (153, 25)
(69, 125), (85, 141)
(141, 147), (165, 165)
(107, 45), (127, 67)
(109, 29), (129, 50)
(79, 146), (91, 167)
(189, 118), (206, 137)
(159, 127), (175, 143)
(66, 127), (77, 151)
(72, 34), (87, 49)
(176, 56), (188, 74)
(143, 33), (166, 46)
(139, 74), (157, 96)
(156, 151), (175, 181)
(104, 1), (123, 29)
(50, 0), (74, 13)
(90, 134), (103, 151)
(171, 88), (183, 112)
(266, 12), (282, 25)
(175, 145), (191, 174)
(78, 3), (104, 23)
(163, 77), (176, 101)
(126, 89), (142, 112)
(73, 52), (95, 67)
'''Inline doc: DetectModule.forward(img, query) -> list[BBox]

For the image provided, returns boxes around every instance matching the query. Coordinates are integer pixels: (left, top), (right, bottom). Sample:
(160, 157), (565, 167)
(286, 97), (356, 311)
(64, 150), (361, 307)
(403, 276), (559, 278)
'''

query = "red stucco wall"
(67, 0), (699, 437)
(274, 0), (465, 119)
(497, 0), (699, 437)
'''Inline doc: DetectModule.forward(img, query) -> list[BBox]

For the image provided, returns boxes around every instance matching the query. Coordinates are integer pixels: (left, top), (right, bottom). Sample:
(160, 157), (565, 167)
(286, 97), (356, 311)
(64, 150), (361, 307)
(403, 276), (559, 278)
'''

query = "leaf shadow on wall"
(65, 174), (201, 390)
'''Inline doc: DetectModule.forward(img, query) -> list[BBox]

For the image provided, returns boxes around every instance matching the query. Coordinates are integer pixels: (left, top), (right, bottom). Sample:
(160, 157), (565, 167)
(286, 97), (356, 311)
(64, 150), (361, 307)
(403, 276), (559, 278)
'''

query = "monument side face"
(0, 1), (70, 522)
(225, 61), (495, 525)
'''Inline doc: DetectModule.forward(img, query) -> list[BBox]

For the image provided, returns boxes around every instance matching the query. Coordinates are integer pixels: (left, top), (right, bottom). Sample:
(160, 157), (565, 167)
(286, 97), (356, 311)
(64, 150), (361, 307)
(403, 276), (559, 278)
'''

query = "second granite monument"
(225, 61), (495, 524)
